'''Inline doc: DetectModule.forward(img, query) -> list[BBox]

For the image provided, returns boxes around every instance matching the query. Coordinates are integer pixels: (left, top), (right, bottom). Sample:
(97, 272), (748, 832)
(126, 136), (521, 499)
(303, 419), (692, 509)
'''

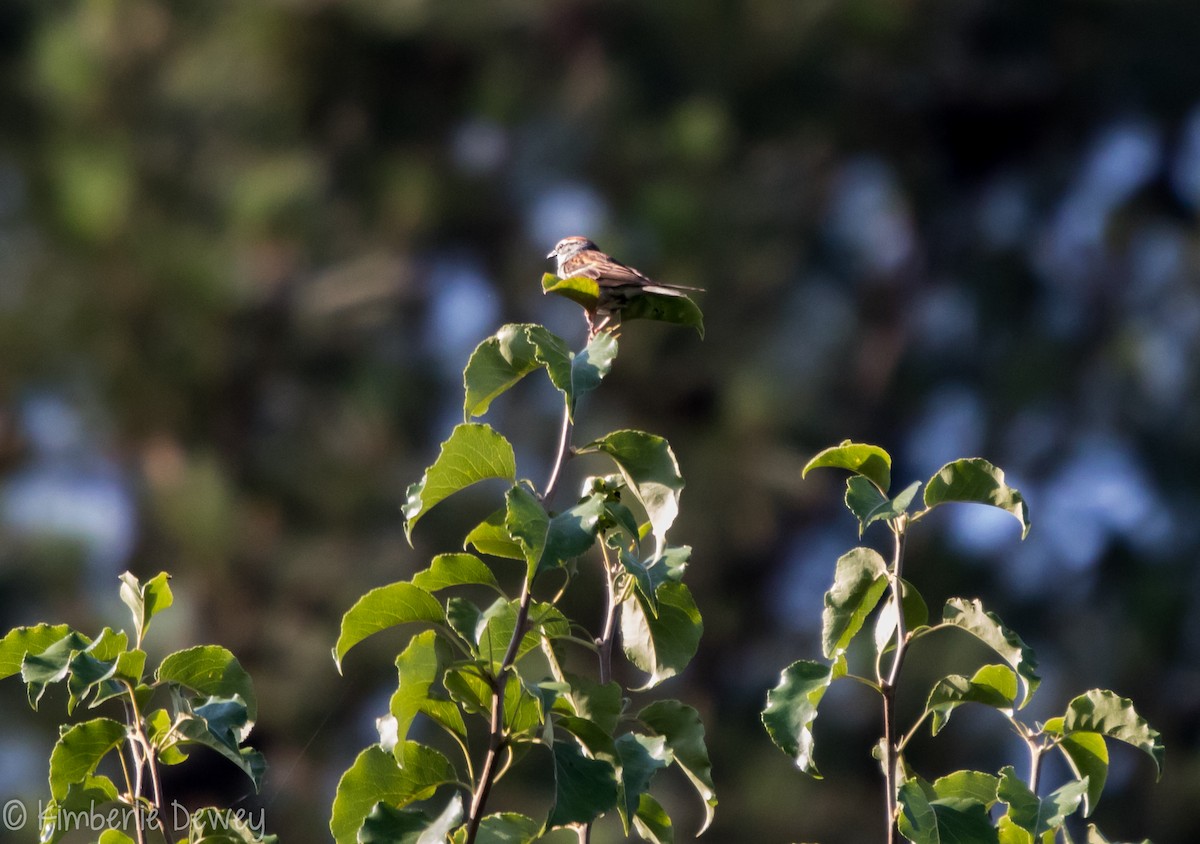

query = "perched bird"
(546, 236), (703, 335)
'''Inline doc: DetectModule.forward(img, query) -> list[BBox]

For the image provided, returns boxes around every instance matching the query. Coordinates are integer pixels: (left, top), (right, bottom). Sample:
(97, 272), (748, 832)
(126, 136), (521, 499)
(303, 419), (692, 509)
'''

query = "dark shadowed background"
(1, 2), (1198, 841)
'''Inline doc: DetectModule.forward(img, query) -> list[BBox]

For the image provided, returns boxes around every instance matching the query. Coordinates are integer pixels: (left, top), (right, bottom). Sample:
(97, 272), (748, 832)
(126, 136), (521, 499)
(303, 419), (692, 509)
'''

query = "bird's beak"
(546, 249), (556, 259)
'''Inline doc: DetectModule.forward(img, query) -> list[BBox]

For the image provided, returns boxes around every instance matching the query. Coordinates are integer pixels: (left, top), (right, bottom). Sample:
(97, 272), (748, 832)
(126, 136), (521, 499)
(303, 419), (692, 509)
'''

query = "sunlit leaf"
(403, 424), (517, 541)
(411, 553), (500, 593)
(1054, 730), (1108, 816)
(449, 812), (541, 844)
(897, 777), (999, 844)
(157, 645), (258, 723)
(633, 793), (674, 844)
(504, 486), (606, 580)
(822, 546), (888, 659)
(942, 597), (1040, 708)
(1062, 689), (1164, 779)
(761, 659), (841, 778)
(997, 765), (1086, 837)
(640, 699), (717, 834)
(923, 458), (1030, 539)
(464, 509), (526, 561)
(329, 744), (457, 844)
(390, 630), (464, 749)
(0, 623), (74, 681)
(925, 664), (1018, 735)
(615, 733), (672, 834)
(580, 430), (685, 552)
(332, 582), (445, 671)
(620, 581), (702, 688)
(118, 571), (173, 646)
(48, 717), (126, 801)
(542, 272), (600, 310)
(803, 440), (892, 493)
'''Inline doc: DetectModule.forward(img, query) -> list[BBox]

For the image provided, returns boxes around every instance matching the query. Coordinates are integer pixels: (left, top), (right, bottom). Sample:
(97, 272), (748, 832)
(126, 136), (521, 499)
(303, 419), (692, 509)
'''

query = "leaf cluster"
(0, 572), (272, 844)
(332, 322), (714, 843)
(764, 442), (1163, 844)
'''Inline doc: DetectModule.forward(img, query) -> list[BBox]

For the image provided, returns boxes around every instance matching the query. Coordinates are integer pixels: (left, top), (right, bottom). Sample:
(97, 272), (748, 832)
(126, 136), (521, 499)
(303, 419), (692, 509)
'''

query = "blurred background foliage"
(1, 1), (1199, 841)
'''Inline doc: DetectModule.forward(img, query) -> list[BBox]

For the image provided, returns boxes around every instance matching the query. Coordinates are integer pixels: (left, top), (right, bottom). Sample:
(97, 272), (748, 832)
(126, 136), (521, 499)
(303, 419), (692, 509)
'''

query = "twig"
(464, 578), (534, 842)
(542, 403), (573, 501)
(881, 523), (908, 844)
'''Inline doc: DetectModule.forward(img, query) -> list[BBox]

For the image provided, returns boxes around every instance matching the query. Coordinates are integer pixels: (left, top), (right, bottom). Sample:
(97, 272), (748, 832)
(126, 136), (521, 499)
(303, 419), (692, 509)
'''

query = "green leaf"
(633, 793), (674, 844)
(474, 598), (570, 672)
(580, 430), (685, 551)
(615, 289), (705, 337)
(897, 778), (999, 844)
(329, 744), (458, 844)
(556, 673), (623, 733)
(569, 331), (620, 409)
(188, 807), (280, 843)
(147, 707), (189, 765)
(331, 582), (445, 671)
(640, 699), (717, 834)
(41, 775), (121, 844)
(931, 770), (1000, 808)
(21, 630), (92, 707)
(390, 631), (463, 749)
(63, 628), (129, 713)
(542, 272), (600, 310)
(803, 440), (892, 493)
(942, 598), (1040, 708)
(545, 739), (619, 829)
(95, 830), (137, 844)
(118, 570), (173, 646)
(615, 733), (672, 833)
(997, 766), (1086, 837)
(0, 623), (74, 680)
(925, 664), (1018, 735)
(845, 475), (888, 532)
(463, 323), (568, 419)
(864, 480), (922, 531)
(761, 659), (841, 778)
(822, 547), (888, 659)
(445, 597), (483, 653)
(620, 581), (702, 688)
(403, 423), (517, 541)
(48, 717), (127, 801)
(464, 508), (527, 560)
(411, 553), (501, 593)
(359, 796), (462, 844)
(505, 486), (606, 581)
(923, 457), (1031, 539)
(1054, 730), (1108, 816)
(174, 695), (266, 789)
(1062, 689), (1164, 779)
(157, 645), (258, 722)
(874, 579), (929, 656)
(444, 668), (543, 736)
(450, 812), (541, 844)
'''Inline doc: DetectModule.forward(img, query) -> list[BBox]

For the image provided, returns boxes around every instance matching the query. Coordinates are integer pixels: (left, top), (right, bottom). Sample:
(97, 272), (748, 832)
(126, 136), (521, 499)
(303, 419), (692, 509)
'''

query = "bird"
(546, 236), (703, 335)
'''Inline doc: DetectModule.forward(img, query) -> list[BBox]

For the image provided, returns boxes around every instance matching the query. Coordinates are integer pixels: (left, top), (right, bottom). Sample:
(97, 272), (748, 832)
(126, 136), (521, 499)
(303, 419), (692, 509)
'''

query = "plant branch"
(881, 522), (908, 844)
(464, 577), (535, 843)
(542, 402), (573, 501)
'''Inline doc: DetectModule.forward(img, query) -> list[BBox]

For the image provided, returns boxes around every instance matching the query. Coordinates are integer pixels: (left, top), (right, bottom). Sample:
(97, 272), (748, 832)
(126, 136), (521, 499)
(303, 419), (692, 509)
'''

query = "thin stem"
(542, 403), (573, 501)
(596, 543), (620, 686)
(1028, 740), (1044, 795)
(881, 522), (909, 844)
(464, 577), (535, 844)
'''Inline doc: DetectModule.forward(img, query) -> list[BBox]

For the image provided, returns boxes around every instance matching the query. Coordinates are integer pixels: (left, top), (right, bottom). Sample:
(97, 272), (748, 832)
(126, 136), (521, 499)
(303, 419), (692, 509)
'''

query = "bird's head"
(546, 236), (596, 261)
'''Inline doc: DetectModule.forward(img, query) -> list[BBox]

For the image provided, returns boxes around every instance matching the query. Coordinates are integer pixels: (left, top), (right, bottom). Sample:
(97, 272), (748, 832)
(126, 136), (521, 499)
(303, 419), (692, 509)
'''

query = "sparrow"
(546, 236), (703, 335)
